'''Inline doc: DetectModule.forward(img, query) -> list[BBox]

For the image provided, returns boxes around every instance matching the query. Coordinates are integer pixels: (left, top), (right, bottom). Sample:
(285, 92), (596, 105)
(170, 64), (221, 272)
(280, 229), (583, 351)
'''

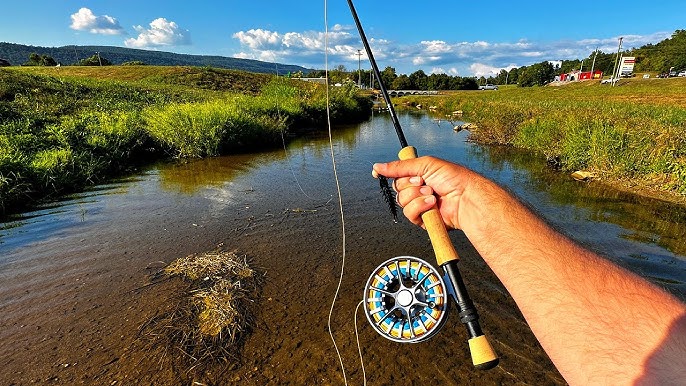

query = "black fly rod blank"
(346, 0), (499, 370)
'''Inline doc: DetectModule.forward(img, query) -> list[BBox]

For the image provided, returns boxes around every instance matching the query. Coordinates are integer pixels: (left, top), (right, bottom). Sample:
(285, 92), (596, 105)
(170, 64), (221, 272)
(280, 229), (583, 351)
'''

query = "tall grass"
(402, 80), (686, 195)
(145, 97), (285, 158)
(143, 79), (372, 158)
(0, 68), (373, 214)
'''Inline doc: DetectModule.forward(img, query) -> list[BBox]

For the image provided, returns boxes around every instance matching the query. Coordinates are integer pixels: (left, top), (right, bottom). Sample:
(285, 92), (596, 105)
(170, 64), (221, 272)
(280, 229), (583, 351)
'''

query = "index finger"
(372, 157), (432, 180)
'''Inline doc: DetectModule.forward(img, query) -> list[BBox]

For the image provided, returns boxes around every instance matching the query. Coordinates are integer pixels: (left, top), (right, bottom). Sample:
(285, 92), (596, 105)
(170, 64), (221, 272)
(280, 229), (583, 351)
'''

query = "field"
(0, 66), (372, 215)
(401, 78), (686, 199)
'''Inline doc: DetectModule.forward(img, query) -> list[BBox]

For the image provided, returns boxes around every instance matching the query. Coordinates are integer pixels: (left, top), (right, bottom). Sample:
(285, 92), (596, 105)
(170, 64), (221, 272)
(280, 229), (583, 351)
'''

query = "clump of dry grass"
(138, 249), (263, 381)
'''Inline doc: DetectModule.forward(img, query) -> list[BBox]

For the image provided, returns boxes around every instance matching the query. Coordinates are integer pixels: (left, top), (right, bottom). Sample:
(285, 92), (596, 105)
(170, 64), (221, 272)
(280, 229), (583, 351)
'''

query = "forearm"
(461, 177), (686, 385)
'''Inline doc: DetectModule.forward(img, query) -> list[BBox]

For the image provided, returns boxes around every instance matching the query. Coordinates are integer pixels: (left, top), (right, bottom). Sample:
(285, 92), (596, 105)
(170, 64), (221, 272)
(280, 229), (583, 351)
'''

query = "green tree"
(518, 61), (555, 87)
(493, 69), (508, 85)
(508, 67), (521, 84)
(306, 70), (326, 78)
(24, 53), (57, 66)
(427, 73), (450, 90)
(391, 74), (412, 89)
(78, 54), (112, 66)
(328, 65), (350, 84)
(408, 69), (428, 90)
(632, 30), (686, 73)
(379, 66), (397, 89)
(559, 59), (581, 74)
(449, 76), (478, 90)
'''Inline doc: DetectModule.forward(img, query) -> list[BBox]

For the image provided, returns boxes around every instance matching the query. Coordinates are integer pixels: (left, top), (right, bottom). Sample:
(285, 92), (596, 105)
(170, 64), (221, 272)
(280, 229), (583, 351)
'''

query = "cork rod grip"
(398, 146), (459, 266)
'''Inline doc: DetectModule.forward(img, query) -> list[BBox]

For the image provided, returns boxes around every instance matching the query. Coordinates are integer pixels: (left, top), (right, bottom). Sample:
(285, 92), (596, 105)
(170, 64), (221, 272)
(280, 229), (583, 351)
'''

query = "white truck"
(479, 84), (498, 90)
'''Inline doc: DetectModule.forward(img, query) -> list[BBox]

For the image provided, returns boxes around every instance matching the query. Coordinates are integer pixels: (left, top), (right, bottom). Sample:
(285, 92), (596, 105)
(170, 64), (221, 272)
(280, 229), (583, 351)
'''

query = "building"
(559, 70), (603, 81)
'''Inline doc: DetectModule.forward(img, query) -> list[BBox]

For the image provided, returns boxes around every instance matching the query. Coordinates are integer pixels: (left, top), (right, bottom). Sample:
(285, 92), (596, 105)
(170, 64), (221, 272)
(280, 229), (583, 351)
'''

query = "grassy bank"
(0, 66), (372, 215)
(401, 78), (686, 198)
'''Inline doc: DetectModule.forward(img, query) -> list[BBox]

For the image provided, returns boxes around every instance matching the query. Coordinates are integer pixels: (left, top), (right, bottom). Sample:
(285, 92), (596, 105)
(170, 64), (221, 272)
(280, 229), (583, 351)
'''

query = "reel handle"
(397, 146), (499, 370)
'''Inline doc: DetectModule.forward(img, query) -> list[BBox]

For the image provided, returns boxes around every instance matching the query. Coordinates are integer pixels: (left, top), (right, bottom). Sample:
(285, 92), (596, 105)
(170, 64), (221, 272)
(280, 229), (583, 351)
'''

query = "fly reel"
(363, 256), (449, 343)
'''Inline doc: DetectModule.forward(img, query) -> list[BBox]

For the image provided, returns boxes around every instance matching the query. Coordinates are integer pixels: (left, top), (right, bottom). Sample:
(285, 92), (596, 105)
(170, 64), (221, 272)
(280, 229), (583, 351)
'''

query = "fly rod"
(347, 0), (499, 370)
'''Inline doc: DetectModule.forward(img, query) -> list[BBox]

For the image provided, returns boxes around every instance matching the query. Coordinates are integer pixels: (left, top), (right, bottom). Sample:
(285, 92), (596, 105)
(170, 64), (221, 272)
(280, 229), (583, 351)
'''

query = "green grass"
(0, 67), (372, 215)
(401, 79), (686, 196)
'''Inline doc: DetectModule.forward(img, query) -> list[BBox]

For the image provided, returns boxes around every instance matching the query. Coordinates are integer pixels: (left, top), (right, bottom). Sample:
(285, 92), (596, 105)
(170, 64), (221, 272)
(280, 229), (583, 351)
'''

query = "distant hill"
(0, 42), (313, 75)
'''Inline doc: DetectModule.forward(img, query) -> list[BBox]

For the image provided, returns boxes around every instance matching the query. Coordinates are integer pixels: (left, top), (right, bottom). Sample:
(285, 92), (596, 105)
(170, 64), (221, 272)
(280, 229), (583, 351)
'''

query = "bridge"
(386, 90), (439, 97)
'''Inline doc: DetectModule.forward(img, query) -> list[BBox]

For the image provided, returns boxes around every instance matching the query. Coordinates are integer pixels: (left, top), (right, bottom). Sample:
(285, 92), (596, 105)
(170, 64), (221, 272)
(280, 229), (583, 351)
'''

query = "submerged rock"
(571, 170), (597, 181)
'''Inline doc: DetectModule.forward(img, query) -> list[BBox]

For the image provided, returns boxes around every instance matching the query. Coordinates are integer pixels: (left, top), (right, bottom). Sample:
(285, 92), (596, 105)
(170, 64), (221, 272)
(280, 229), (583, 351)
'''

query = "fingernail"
(409, 176), (421, 184)
(424, 196), (436, 205)
(419, 186), (432, 195)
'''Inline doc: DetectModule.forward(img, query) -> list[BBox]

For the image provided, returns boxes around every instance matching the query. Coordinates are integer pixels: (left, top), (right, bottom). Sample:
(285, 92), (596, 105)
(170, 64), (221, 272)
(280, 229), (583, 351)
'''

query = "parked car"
(479, 84), (498, 90)
(679, 70), (686, 77)
(601, 77), (620, 84)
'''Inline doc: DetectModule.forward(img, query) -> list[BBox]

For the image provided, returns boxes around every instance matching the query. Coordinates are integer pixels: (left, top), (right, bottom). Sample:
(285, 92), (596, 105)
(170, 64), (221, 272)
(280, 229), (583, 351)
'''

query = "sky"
(2, 1), (686, 77)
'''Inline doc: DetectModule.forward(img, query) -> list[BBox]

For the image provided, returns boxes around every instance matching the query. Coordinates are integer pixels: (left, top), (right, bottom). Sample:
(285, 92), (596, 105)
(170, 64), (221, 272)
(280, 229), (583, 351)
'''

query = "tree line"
(484, 30), (686, 86)
(306, 66), (480, 90)
(313, 29), (686, 89)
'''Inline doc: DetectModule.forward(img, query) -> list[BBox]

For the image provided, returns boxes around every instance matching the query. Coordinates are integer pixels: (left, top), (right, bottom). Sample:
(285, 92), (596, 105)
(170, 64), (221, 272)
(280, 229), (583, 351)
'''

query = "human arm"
(373, 156), (686, 385)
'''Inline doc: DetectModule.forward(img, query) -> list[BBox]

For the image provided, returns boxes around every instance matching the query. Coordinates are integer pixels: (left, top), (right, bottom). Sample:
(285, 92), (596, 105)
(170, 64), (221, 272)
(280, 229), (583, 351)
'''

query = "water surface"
(1, 112), (684, 384)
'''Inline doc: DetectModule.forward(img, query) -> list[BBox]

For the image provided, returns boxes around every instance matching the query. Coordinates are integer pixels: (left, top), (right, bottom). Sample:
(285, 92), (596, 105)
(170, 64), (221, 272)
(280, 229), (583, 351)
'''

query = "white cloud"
(233, 29), (280, 49)
(421, 40), (452, 54)
(124, 18), (191, 48)
(70, 8), (124, 35)
(231, 24), (671, 76)
(470, 63), (502, 78)
(232, 27), (361, 66)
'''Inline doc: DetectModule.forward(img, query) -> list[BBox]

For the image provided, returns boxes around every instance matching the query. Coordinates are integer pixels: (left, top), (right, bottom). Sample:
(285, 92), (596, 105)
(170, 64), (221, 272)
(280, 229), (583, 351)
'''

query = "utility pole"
(590, 48), (598, 77)
(611, 37), (623, 86)
(357, 49), (362, 87)
(96, 51), (102, 66)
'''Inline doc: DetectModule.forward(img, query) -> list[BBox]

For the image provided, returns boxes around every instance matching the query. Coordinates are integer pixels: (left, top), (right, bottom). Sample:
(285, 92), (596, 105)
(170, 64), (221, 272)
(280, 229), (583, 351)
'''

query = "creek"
(1, 111), (684, 384)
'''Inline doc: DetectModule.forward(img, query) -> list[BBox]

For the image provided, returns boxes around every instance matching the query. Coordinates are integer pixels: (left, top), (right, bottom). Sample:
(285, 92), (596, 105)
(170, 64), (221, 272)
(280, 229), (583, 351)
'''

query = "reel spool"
(363, 256), (449, 343)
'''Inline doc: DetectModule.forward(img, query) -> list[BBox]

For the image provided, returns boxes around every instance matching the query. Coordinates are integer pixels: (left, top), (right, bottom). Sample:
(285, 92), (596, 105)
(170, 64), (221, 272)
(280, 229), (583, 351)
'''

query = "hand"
(373, 156), (482, 231)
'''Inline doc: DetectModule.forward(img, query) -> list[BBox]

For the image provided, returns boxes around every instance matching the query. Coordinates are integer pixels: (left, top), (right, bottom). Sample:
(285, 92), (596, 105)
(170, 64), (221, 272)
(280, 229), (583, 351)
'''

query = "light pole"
(357, 49), (362, 87)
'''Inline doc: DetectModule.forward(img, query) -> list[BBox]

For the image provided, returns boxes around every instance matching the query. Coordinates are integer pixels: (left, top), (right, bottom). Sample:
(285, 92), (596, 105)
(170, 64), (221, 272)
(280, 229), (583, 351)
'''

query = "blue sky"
(2, 1), (685, 76)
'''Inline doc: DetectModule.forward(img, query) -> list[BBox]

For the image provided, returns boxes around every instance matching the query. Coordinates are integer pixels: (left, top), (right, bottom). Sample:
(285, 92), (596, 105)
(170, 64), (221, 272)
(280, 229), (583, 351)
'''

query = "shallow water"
(1, 112), (684, 384)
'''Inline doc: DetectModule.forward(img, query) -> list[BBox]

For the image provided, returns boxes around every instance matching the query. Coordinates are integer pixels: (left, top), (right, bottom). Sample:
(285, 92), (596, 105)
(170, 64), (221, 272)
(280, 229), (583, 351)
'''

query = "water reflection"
(465, 143), (686, 295)
(158, 153), (274, 194)
(477, 145), (686, 257)
(0, 178), (136, 252)
(1, 112), (684, 296)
